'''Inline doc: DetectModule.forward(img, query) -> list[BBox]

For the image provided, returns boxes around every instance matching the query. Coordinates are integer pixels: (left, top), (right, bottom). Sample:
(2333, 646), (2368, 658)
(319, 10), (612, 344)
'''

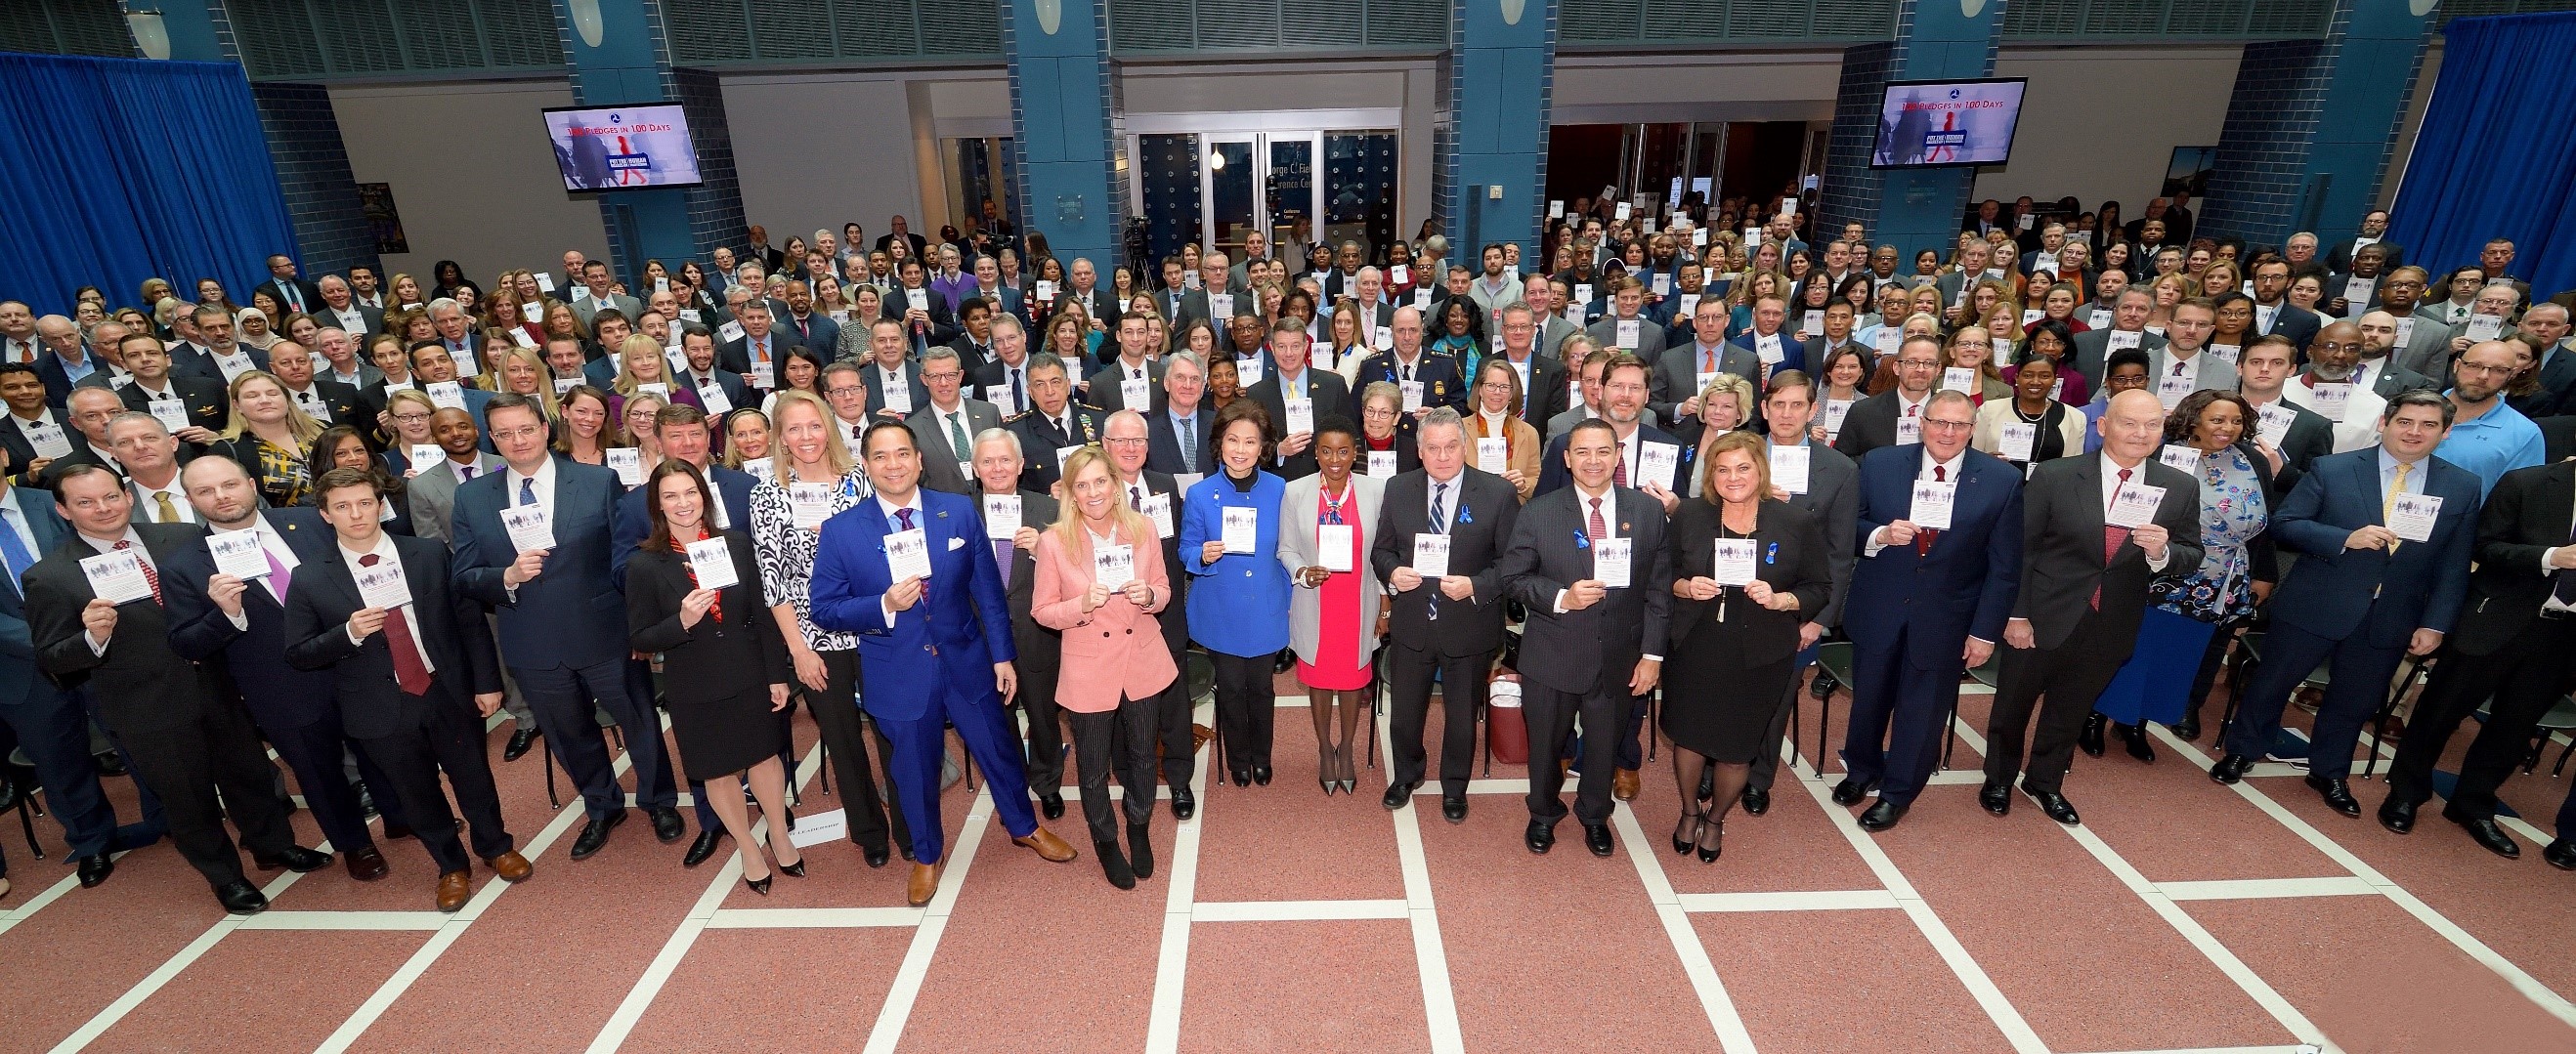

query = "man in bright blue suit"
(2213, 390), (2479, 819)
(808, 420), (1078, 907)
(1836, 386), (2024, 828)
(451, 394), (683, 860)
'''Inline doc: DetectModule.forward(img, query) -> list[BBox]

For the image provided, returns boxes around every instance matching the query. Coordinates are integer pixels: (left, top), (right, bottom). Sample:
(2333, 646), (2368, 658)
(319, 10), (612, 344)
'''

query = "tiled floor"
(3, 665), (2572, 1054)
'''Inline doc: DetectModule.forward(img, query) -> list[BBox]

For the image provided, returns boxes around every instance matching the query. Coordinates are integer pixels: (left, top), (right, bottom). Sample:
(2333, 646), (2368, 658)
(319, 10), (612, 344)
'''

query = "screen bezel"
(1867, 77), (2030, 171)
(538, 103), (707, 192)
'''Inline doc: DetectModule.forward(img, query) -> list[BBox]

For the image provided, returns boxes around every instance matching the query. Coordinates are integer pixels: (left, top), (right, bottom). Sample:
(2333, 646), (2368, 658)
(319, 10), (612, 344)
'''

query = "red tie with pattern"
(361, 554), (433, 695)
(2093, 468), (2132, 610)
(1913, 465), (1944, 555)
(1587, 496), (1608, 540)
(113, 539), (160, 604)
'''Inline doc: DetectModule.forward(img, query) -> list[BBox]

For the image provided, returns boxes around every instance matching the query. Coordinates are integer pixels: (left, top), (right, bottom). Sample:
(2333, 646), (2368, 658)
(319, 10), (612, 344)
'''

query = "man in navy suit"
(671, 328), (754, 438)
(2251, 257), (2322, 352)
(451, 395), (682, 859)
(716, 302), (792, 392)
(162, 457), (401, 880)
(807, 420), (1078, 907)
(775, 280), (841, 360)
(2213, 390), (2479, 817)
(609, 403), (774, 865)
(1835, 388), (2024, 824)
(253, 254), (325, 318)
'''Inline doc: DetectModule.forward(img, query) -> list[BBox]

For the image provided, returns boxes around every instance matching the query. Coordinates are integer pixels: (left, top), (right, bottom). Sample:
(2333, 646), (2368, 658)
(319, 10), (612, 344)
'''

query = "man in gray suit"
(1652, 297), (1758, 429)
(1740, 371), (1858, 815)
(569, 260), (643, 335)
(2069, 288), (2167, 390)
(1585, 278), (1668, 361)
(2145, 298), (2237, 398)
(405, 406), (502, 542)
(1529, 274), (1582, 361)
(2356, 310), (2443, 396)
(1181, 252), (1255, 349)
(908, 347), (1003, 495)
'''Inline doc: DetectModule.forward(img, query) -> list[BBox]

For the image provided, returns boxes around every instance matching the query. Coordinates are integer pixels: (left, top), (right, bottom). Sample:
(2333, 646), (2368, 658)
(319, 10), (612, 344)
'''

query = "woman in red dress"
(1282, 422), (1388, 795)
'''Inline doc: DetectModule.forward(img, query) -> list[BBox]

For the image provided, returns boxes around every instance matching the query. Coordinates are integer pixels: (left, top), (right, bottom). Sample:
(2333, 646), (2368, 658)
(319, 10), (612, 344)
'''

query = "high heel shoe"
(1697, 814), (1724, 864)
(745, 870), (773, 896)
(776, 852), (806, 878)
(1672, 807), (1706, 856)
(1336, 742), (1357, 794)
(1318, 743), (1339, 795)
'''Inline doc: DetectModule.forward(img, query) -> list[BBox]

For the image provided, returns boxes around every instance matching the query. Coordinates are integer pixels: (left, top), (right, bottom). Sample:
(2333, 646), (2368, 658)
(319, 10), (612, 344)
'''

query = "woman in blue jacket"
(1181, 399), (1292, 785)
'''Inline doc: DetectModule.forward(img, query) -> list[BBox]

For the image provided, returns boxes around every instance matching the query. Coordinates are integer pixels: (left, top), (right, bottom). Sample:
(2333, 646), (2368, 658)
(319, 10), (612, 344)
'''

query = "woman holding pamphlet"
(1280, 420), (1387, 795)
(626, 459), (802, 894)
(1181, 400), (1292, 787)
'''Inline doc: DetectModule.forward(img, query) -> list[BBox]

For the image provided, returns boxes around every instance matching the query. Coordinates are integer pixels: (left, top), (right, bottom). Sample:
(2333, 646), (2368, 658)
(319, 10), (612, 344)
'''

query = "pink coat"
(1031, 522), (1180, 713)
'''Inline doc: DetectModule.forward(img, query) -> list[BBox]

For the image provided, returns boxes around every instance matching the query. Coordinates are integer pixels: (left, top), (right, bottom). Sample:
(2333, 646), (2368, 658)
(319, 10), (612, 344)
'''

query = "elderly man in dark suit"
(2212, 391), (2479, 820)
(1146, 351), (1217, 478)
(26, 465), (327, 913)
(1100, 408), (1200, 817)
(1982, 390), (2203, 826)
(1498, 417), (1673, 858)
(1373, 408), (1522, 821)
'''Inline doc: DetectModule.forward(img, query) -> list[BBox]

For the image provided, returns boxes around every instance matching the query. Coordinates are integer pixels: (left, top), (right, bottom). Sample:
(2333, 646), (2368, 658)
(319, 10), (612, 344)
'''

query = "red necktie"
(1613, 444), (1628, 488)
(360, 554), (433, 696)
(113, 539), (160, 604)
(1913, 465), (1944, 556)
(1587, 496), (1608, 540)
(2093, 468), (2132, 610)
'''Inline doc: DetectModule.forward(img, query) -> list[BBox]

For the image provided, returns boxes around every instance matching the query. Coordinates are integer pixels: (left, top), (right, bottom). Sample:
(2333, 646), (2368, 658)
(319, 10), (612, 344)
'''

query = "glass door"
(1267, 132), (1321, 258)
(1201, 135), (1259, 263)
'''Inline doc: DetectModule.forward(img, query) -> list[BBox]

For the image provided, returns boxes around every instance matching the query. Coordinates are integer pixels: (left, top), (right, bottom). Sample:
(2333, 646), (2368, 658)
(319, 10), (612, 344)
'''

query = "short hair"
(1567, 417), (1618, 446)
(654, 402), (709, 436)
(2104, 348), (2153, 376)
(970, 426), (1022, 461)
(1922, 390), (1977, 417)
(484, 392), (543, 429)
(1026, 351), (1070, 380)
(312, 466), (383, 504)
(1417, 406), (1464, 442)
(860, 418), (918, 454)
(2383, 387), (2456, 427)
(1764, 368), (1814, 401)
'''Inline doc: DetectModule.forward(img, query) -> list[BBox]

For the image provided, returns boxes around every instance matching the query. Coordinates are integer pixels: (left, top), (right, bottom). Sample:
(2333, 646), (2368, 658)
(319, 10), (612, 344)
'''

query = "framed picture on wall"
(358, 183), (408, 255)
(2165, 147), (2218, 198)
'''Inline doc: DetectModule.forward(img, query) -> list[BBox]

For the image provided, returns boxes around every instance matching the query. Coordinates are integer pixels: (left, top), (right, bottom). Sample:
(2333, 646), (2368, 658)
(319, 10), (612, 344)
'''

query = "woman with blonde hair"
(610, 333), (703, 420)
(1686, 373), (1756, 495)
(382, 388), (443, 474)
(484, 292), (543, 348)
(215, 370), (328, 507)
(1941, 326), (2012, 402)
(494, 346), (562, 419)
(2143, 272), (2194, 334)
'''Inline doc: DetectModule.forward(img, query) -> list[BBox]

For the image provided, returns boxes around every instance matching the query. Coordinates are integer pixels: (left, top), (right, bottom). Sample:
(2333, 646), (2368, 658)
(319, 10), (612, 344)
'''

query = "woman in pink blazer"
(1032, 446), (1179, 890)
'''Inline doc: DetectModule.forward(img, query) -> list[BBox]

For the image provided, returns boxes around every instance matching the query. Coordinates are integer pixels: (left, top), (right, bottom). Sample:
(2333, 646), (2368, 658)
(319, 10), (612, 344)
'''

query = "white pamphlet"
(2160, 443), (2201, 472)
(2106, 330), (2142, 352)
(213, 350), (257, 382)
(425, 381), (466, 410)
(906, 289), (929, 313)
(206, 530), (270, 579)
(1998, 422), (2036, 462)
(884, 527), (932, 580)
(1284, 397), (1314, 436)
(2207, 343), (2240, 365)
(1139, 492), (1175, 538)
(1592, 537), (1632, 588)
(698, 382), (733, 415)
(1477, 438), (1508, 474)
(789, 482), (834, 529)
(982, 493), (1021, 539)
(1712, 538), (1757, 586)
(354, 553), (412, 609)
(2155, 374), (2194, 409)
(1222, 506), (1259, 554)
(1366, 450), (1396, 478)
(451, 346), (480, 379)
(1638, 442), (1679, 491)
(408, 443), (443, 473)
(1615, 319), (1640, 350)
(22, 419), (70, 459)
(1896, 413), (1921, 445)
(1121, 376), (1150, 408)
(608, 446), (645, 485)
(1412, 534), (1450, 579)
(500, 505), (554, 550)
(2106, 483), (2166, 528)
(2089, 309), (2113, 329)
(2343, 276), (2376, 314)
(1943, 367), (1978, 394)
(1400, 379), (1424, 412)
(1823, 399), (1853, 438)
(2466, 315), (2504, 342)
(1802, 310), (1824, 339)
(880, 381), (912, 416)
(2255, 402), (2296, 448)
(2387, 493), (2441, 543)
(1318, 524), (1354, 572)
(1909, 478), (1955, 529)
(686, 536), (739, 591)
(2310, 381), (2352, 422)
(1094, 543), (1135, 589)
(1209, 293), (1233, 318)
(148, 398), (190, 433)
(80, 549), (153, 604)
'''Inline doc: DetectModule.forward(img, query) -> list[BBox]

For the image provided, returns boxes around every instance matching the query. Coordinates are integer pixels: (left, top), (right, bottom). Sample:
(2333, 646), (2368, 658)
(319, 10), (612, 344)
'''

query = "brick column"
(2198, 0), (2433, 250)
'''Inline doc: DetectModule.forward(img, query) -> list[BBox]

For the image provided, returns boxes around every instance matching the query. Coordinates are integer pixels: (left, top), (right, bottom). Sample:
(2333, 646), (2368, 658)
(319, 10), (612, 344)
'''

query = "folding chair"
(7, 747), (42, 861)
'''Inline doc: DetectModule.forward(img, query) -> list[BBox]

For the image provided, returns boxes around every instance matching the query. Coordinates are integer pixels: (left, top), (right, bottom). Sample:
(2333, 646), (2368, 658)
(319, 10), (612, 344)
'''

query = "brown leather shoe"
(1613, 768), (1641, 802)
(344, 847), (390, 882)
(1012, 826), (1078, 863)
(906, 864), (940, 907)
(485, 851), (533, 883)
(435, 869), (471, 912)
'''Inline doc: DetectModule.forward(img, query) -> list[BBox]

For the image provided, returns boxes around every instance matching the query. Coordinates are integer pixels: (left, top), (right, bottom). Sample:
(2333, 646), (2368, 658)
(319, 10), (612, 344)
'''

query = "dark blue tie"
(1427, 481), (1449, 621)
(519, 477), (537, 507)
(0, 510), (34, 594)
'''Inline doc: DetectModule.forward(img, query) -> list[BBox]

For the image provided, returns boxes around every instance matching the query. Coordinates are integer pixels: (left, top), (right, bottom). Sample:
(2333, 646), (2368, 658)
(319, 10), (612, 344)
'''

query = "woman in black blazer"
(1659, 431), (1833, 863)
(305, 426), (415, 536)
(626, 460), (801, 893)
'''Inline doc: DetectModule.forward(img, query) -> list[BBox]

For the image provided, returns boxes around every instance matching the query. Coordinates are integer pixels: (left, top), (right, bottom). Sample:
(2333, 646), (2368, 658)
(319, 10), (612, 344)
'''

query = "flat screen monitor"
(1869, 78), (2027, 169)
(541, 104), (705, 191)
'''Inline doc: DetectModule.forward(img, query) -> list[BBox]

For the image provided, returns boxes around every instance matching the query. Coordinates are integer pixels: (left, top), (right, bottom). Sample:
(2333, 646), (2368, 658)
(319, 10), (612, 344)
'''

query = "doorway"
(1197, 131), (1322, 262)
(1129, 119), (1401, 271)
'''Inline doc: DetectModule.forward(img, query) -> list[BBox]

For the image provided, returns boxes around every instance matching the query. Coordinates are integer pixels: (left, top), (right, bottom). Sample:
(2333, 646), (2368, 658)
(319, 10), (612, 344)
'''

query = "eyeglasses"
(1921, 418), (1975, 432)
(392, 412), (431, 424)
(2457, 361), (2517, 377)
(826, 385), (864, 398)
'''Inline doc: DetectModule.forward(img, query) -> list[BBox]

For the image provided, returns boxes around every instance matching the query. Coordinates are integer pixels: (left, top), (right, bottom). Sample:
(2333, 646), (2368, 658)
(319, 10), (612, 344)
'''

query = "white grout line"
(861, 785), (999, 1054)
(1611, 798), (1757, 1054)
(49, 845), (326, 1053)
(1677, 889), (1903, 912)
(1378, 699), (1463, 1054)
(1191, 898), (1409, 922)
(233, 910), (453, 931)
(1141, 702), (1215, 1054)
(0, 866), (92, 934)
(2154, 877), (2380, 902)
(2151, 724), (2576, 1030)
(703, 906), (924, 929)
(584, 742), (827, 1053)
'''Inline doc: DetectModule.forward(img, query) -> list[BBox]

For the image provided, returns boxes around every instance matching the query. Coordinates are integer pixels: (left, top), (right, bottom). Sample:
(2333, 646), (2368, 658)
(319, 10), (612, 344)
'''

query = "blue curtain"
(2385, 12), (2576, 300)
(0, 52), (297, 317)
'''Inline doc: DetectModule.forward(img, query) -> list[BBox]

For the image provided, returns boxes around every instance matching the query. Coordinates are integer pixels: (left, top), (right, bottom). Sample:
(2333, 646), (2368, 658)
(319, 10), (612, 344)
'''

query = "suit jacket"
(2539, 414), (2576, 465)
(2257, 302), (2322, 351)
(860, 360), (932, 421)
(1352, 351), (1469, 416)
(451, 456), (630, 669)
(983, 488), (1061, 674)
(908, 400), (1004, 494)
(1498, 485), (1674, 695)
(2511, 347), (2576, 420)
(256, 277), (326, 317)
(2069, 327), (2168, 391)
(1246, 368), (1356, 480)
(120, 376), (231, 446)
(717, 333), (795, 391)
(282, 378), (365, 430)
(1145, 403), (1216, 477)
(2007, 454), (2205, 650)
(2387, 321), (2453, 381)
(404, 453), (501, 542)
(1064, 286), (1121, 333)
(25, 522), (228, 734)
(34, 354), (108, 408)
(282, 533), (502, 738)
(1768, 438), (1860, 627)
(162, 508), (342, 731)
(1664, 498), (1835, 666)
(625, 532), (791, 705)
(1119, 470), (1192, 655)
(1830, 389), (1924, 463)
(1585, 315), (1670, 361)
(1492, 353), (1569, 428)
(611, 462), (756, 586)
(0, 488), (71, 705)
(1006, 404), (1105, 492)
(164, 342), (225, 385)
(2362, 357), (2440, 401)
(1369, 467), (1522, 656)
(806, 488), (1018, 721)
(774, 311), (841, 361)
(572, 293), (646, 334)
(2252, 398), (2338, 497)
(2453, 461), (2576, 654)
(1085, 358), (1167, 414)
(1652, 343), (1761, 428)
(1845, 445), (2025, 668)
(1278, 473), (1387, 664)
(888, 286), (961, 353)
(2326, 238), (2402, 275)
(1029, 520), (1178, 711)
(970, 356), (1041, 418)
(2266, 447), (2477, 648)
(0, 409), (74, 488)
(314, 304), (384, 341)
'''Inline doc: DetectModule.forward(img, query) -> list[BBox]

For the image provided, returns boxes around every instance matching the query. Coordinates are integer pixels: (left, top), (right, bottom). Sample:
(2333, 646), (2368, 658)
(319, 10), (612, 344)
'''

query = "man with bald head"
(32, 315), (100, 405)
(2433, 340), (2545, 498)
(2505, 303), (2576, 417)
(2281, 320), (2392, 453)
(2353, 310), (2440, 398)
(71, 320), (133, 393)
(1181, 250), (1252, 349)
(266, 341), (364, 426)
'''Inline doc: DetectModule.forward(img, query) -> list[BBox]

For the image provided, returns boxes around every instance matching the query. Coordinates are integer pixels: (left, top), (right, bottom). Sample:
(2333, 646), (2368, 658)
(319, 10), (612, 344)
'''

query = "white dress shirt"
(875, 490), (927, 626)
(219, 514), (306, 626)
(340, 531), (435, 673)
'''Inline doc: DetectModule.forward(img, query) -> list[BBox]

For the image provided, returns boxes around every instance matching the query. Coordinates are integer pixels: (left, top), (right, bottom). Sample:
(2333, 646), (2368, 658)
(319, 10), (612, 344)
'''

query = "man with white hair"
(314, 274), (380, 338)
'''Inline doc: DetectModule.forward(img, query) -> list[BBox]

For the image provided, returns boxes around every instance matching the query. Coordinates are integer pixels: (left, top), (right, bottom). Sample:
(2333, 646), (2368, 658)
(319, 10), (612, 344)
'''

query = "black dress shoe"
(2120, 723), (2156, 762)
(214, 880), (269, 915)
(502, 726), (541, 763)
(1857, 799), (1909, 831)
(0, 777), (19, 814)
(1811, 670), (1838, 698)
(1979, 780), (2012, 817)
(1830, 778), (1876, 807)
(1229, 770), (1252, 787)
(253, 845), (331, 872)
(2211, 753), (2255, 784)
(2022, 783), (2082, 825)
(93, 751), (125, 777)
(2079, 712), (2108, 758)
(2168, 718), (2202, 742)
(1095, 839), (1135, 889)
(2378, 797), (2419, 835)
(75, 854), (114, 888)
(1441, 796), (1467, 822)
(2305, 775), (2361, 818)
(648, 807), (686, 843)
(1170, 786), (1195, 821)
(899, 845), (916, 862)
(1524, 819), (1556, 855)
(1040, 792), (1065, 820)
(682, 828), (725, 867)
(1740, 785), (1771, 817)
(1382, 780), (1418, 810)
(2547, 838), (2576, 870)
(1583, 822), (1614, 858)
(1251, 765), (1272, 786)
(2447, 810), (2521, 859)
(570, 809), (625, 860)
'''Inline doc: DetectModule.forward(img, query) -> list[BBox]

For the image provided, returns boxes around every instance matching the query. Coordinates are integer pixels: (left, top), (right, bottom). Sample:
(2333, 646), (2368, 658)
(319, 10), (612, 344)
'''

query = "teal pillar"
(1869, 0), (2004, 256)
(2200, 0), (2435, 248)
(1436, 0), (1560, 261)
(1003, 0), (1126, 271)
(555, 0), (698, 284)
(145, 1), (229, 62)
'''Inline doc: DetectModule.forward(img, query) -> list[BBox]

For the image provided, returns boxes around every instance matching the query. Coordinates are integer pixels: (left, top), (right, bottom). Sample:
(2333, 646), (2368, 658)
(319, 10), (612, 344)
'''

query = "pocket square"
(946, 535), (966, 551)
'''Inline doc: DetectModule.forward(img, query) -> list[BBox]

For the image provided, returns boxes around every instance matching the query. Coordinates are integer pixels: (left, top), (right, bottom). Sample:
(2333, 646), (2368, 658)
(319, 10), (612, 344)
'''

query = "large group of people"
(3, 194), (2573, 918)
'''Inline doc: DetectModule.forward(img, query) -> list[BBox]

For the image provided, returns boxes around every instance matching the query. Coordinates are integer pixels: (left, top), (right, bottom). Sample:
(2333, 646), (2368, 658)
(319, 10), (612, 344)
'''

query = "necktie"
(852, 423), (864, 443)
(1130, 484), (1143, 511)
(0, 511), (33, 594)
(2383, 462), (2411, 554)
(894, 507), (915, 531)
(2093, 468), (2132, 609)
(519, 477), (537, 507)
(1587, 496), (1608, 541)
(153, 490), (179, 524)
(360, 554), (432, 695)
(1703, 347), (1717, 373)
(1428, 481), (1450, 619)
(1179, 414), (1198, 474)
(458, 464), (475, 480)
(2172, 360), (2186, 377)
(995, 538), (1014, 589)
(265, 544), (290, 603)
(1613, 442), (1629, 487)
(1914, 465), (1945, 555)
(946, 411), (970, 462)
(114, 539), (161, 604)
(1009, 367), (1024, 411)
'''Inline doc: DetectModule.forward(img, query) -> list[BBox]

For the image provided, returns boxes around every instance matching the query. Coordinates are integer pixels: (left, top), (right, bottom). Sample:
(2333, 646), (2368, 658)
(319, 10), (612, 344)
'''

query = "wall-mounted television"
(1869, 78), (2028, 169)
(541, 104), (705, 191)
